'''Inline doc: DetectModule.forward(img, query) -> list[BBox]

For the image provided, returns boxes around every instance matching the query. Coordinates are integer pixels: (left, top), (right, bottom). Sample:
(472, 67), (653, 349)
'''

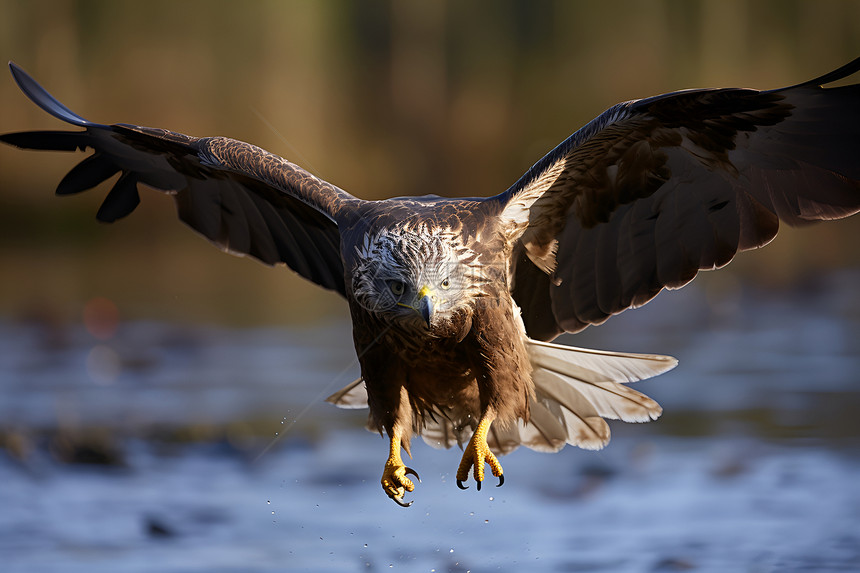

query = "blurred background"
(0, 1), (859, 572)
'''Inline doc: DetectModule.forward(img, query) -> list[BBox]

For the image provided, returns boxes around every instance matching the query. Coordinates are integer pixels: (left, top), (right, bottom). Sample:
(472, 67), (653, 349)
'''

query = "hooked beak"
(417, 285), (435, 328)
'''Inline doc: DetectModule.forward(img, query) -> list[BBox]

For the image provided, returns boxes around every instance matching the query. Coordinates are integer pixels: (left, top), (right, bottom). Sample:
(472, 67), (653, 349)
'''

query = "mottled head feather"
(351, 223), (486, 315)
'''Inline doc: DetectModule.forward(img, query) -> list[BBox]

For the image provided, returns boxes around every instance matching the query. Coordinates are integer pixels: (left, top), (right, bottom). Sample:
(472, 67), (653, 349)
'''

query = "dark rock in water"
(145, 516), (175, 538)
(49, 430), (125, 466)
(537, 461), (617, 500)
(652, 557), (696, 571)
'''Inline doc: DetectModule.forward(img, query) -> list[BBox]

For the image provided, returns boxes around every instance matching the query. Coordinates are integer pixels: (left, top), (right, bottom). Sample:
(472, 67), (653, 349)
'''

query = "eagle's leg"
(455, 409), (504, 491)
(380, 423), (420, 507)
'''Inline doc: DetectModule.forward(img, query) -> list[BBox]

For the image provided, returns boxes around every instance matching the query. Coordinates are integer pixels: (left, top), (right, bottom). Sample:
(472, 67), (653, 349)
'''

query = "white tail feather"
(324, 377), (368, 409)
(325, 338), (677, 455)
(521, 338), (676, 452)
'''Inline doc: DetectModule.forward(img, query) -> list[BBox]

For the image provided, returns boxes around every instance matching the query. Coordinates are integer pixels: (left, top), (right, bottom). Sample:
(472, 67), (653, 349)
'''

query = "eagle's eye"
(440, 278), (450, 290)
(388, 280), (405, 296)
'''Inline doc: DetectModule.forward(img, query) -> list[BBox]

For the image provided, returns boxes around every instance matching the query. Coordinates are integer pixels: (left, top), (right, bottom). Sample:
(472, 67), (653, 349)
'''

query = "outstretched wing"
(497, 58), (860, 340)
(0, 63), (355, 295)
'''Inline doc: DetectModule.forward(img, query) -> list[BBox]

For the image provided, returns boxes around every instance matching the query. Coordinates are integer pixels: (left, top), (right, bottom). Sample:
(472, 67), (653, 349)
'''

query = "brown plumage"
(2, 59), (859, 506)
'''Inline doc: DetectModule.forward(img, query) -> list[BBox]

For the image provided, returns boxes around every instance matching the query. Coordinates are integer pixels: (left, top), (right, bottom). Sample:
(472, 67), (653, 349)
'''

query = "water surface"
(1, 271), (859, 572)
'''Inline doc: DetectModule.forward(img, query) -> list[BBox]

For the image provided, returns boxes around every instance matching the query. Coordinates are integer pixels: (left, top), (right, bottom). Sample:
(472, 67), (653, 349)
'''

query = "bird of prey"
(2, 59), (859, 506)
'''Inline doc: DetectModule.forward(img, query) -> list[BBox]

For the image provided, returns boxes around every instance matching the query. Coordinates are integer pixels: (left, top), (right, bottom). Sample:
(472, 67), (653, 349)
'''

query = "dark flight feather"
(0, 63), (353, 295)
(57, 153), (120, 196)
(497, 57), (860, 340)
(96, 172), (140, 222)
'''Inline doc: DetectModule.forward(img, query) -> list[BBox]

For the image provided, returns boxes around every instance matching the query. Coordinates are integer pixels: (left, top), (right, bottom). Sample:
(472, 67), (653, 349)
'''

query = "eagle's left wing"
(1, 63), (355, 295)
(496, 57), (860, 341)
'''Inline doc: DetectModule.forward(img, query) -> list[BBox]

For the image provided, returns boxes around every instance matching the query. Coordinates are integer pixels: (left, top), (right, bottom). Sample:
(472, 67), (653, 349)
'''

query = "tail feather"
(526, 338), (678, 385)
(324, 377), (368, 409)
(325, 338), (677, 455)
(489, 340), (675, 453)
(486, 420), (524, 454)
(420, 414), (468, 450)
(532, 369), (612, 450)
(504, 398), (568, 453)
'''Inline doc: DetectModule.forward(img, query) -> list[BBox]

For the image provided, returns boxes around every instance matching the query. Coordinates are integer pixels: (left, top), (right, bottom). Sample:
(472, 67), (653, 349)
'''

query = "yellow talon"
(456, 414), (505, 491)
(381, 426), (420, 507)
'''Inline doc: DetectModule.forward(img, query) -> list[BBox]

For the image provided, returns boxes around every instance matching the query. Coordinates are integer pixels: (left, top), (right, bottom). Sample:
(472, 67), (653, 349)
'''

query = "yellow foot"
(381, 425), (420, 507)
(455, 415), (504, 491)
(381, 461), (420, 507)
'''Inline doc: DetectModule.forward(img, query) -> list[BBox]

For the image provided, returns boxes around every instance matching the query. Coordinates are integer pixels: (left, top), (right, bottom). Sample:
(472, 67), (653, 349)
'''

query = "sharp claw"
(476, 479), (482, 491)
(497, 474), (505, 487)
(404, 467), (421, 482)
(456, 479), (469, 490)
(391, 495), (413, 508)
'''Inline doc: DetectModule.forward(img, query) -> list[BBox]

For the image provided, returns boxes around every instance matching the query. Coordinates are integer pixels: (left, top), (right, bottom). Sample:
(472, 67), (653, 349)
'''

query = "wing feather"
(56, 152), (120, 195)
(96, 172), (140, 222)
(497, 58), (860, 339)
(0, 63), (355, 295)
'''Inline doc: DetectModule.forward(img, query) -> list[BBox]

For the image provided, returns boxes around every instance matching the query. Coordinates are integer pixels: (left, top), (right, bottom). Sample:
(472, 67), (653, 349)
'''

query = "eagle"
(2, 59), (859, 507)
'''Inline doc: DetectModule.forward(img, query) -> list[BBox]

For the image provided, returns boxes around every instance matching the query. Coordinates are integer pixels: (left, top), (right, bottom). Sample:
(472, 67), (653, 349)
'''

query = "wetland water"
(1, 271), (859, 572)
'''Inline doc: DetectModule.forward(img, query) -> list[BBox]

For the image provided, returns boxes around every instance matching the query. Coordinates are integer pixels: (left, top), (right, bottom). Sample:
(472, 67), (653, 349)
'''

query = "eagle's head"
(351, 225), (486, 333)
